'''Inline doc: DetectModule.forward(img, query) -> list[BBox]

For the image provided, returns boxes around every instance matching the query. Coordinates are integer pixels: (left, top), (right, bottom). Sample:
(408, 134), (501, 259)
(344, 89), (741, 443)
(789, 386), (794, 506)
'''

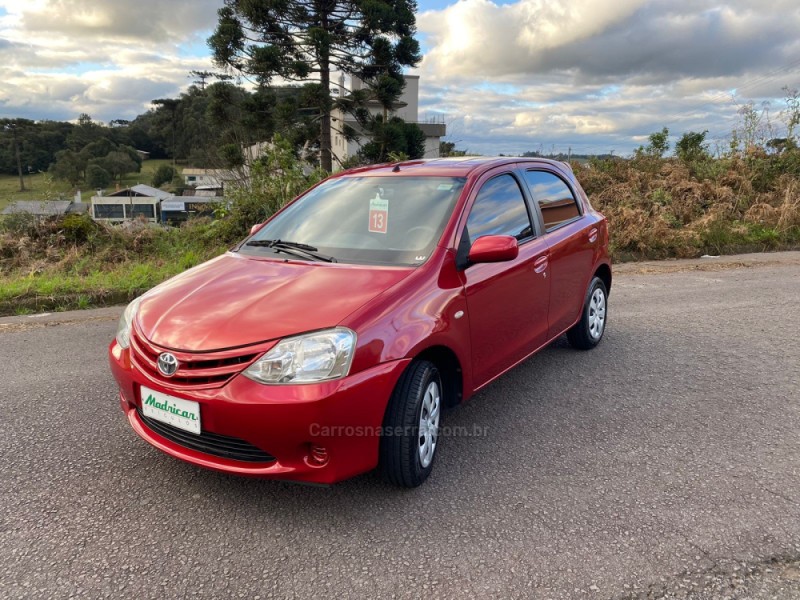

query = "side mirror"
(467, 235), (519, 264)
(249, 223), (265, 237)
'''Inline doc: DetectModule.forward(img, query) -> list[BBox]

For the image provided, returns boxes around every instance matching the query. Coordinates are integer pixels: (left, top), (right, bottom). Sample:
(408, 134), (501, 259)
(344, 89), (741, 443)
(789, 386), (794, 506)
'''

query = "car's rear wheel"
(379, 360), (441, 487)
(567, 276), (608, 350)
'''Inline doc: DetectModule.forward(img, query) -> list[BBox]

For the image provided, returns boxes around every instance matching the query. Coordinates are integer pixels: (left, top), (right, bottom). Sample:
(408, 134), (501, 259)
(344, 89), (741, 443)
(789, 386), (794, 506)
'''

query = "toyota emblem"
(157, 352), (179, 377)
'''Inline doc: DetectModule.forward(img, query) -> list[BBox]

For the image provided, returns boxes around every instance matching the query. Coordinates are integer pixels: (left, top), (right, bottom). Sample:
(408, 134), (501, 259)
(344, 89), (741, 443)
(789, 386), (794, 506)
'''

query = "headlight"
(243, 328), (356, 385)
(116, 296), (142, 349)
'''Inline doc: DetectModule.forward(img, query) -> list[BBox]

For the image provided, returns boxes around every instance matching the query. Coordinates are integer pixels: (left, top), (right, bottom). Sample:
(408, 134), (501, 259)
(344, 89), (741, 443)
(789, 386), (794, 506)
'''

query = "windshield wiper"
(245, 239), (337, 263)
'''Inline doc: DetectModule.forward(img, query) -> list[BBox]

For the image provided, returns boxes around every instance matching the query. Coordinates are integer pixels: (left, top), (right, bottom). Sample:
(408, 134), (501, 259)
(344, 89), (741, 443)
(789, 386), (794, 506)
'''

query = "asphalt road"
(2, 252), (800, 599)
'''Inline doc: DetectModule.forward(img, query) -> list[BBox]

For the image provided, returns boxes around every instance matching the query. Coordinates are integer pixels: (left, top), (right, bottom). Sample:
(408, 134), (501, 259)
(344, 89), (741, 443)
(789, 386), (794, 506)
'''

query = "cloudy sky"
(1, 0), (798, 155)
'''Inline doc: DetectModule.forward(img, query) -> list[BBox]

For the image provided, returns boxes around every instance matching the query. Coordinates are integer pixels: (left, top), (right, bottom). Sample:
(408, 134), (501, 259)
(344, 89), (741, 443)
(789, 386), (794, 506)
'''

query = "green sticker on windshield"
(437, 183), (454, 191)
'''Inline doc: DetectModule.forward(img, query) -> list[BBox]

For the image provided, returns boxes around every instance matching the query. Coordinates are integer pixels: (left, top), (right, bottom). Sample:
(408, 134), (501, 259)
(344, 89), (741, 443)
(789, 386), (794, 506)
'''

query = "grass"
(0, 260), (188, 314)
(0, 159), (175, 211)
(0, 213), (231, 316)
(0, 250), (227, 315)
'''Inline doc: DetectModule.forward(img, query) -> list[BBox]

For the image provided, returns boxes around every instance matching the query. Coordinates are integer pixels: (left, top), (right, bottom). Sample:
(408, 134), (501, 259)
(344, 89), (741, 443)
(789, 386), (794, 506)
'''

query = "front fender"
(343, 251), (474, 399)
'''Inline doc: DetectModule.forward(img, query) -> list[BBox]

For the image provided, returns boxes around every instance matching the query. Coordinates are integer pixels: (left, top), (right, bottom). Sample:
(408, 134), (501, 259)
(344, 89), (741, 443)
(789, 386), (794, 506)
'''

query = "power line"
(640, 57), (800, 131)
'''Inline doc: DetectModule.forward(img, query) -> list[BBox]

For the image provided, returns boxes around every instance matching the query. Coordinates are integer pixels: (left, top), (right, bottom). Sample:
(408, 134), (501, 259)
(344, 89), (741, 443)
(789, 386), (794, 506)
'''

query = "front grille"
(137, 409), (276, 463)
(129, 329), (262, 390)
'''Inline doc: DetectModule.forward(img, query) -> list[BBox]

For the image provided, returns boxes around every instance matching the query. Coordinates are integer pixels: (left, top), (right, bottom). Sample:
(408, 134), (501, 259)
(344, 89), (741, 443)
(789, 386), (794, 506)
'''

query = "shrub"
(151, 164), (177, 188)
(675, 130), (710, 163)
(575, 144), (800, 259)
(217, 135), (325, 242)
(86, 164), (112, 189)
(60, 214), (96, 244)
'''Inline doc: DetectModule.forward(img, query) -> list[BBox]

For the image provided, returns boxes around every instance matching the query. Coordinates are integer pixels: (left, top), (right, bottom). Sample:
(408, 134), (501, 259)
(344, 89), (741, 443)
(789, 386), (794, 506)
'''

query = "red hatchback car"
(109, 157), (611, 487)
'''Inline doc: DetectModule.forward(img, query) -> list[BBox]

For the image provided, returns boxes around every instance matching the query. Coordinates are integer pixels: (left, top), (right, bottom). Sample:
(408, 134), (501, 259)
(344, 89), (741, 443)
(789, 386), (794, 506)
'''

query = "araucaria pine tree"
(209, 0), (421, 172)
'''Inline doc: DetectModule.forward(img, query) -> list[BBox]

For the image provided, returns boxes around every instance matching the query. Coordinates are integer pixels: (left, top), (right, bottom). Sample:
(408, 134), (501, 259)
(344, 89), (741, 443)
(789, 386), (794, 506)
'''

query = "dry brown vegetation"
(576, 151), (800, 260)
(2, 145), (800, 315)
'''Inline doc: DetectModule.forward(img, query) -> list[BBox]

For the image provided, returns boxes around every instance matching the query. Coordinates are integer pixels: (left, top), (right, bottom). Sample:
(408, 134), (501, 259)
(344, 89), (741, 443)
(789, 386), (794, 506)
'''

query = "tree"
(81, 137), (115, 160)
(152, 164), (177, 188)
(675, 130), (709, 162)
(4, 119), (73, 175)
(67, 113), (105, 150)
(92, 150), (140, 182)
(358, 117), (425, 163)
(189, 70), (231, 90)
(208, 0), (421, 172)
(439, 141), (467, 158)
(648, 127), (670, 158)
(152, 98), (180, 165)
(2, 120), (26, 191)
(206, 81), (276, 168)
(48, 149), (84, 186)
(86, 164), (112, 189)
(781, 86), (800, 146)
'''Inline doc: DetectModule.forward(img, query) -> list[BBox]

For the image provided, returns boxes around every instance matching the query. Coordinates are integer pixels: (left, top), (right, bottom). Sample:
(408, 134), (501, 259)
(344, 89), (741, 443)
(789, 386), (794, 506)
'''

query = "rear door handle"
(533, 255), (548, 274)
(588, 228), (598, 244)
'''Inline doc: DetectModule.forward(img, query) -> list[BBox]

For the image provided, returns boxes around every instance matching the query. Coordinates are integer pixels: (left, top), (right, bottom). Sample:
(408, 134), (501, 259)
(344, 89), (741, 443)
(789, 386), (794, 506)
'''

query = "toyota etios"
(109, 157), (611, 487)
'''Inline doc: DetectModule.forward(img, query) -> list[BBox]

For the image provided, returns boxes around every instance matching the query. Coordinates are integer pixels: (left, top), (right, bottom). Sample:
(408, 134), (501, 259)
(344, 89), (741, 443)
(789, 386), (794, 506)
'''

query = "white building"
(90, 184), (171, 223)
(330, 74), (446, 170)
(182, 168), (228, 188)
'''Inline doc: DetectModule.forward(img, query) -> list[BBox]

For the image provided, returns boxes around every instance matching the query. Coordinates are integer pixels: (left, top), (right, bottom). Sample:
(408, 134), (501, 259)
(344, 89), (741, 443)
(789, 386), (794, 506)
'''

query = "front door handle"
(533, 255), (548, 274)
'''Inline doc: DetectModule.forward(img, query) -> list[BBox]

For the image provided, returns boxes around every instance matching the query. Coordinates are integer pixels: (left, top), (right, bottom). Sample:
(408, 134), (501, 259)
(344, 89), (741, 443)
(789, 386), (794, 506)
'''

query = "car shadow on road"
(137, 326), (650, 532)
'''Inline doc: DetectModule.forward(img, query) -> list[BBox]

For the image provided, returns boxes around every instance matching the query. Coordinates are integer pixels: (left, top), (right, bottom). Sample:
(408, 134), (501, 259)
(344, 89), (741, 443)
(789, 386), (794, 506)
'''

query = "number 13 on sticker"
(369, 196), (389, 234)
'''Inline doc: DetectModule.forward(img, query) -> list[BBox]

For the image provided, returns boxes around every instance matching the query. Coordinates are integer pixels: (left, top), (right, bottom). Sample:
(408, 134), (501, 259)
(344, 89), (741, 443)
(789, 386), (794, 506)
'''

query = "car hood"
(135, 253), (412, 351)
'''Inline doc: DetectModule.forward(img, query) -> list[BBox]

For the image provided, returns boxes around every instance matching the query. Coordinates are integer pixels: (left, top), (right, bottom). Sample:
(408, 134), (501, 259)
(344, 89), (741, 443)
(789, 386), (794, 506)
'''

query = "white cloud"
(0, 0), (223, 122)
(416, 0), (800, 154)
(421, 0), (647, 78)
(0, 0), (798, 155)
(18, 0), (221, 42)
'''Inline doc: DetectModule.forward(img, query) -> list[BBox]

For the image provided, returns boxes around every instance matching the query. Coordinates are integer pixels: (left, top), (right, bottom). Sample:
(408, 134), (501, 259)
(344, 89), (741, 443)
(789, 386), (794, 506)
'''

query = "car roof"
(335, 156), (573, 179)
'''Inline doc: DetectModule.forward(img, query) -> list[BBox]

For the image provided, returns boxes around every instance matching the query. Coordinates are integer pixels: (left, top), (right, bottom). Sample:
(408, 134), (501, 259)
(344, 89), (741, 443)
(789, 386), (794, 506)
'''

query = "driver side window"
(464, 174), (533, 245)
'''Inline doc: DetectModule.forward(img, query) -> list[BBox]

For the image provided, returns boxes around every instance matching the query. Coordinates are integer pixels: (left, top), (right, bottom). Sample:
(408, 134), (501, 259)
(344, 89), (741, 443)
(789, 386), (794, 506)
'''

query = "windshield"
(240, 176), (466, 266)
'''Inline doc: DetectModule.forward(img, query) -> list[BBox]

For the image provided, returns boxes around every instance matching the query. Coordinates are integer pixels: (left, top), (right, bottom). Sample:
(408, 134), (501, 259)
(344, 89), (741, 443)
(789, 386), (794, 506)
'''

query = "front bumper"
(109, 341), (410, 484)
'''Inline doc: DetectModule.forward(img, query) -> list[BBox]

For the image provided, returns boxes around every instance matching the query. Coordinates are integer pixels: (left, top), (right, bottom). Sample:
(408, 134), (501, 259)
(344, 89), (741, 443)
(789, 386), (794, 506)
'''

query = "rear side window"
(524, 171), (581, 231)
(465, 174), (532, 244)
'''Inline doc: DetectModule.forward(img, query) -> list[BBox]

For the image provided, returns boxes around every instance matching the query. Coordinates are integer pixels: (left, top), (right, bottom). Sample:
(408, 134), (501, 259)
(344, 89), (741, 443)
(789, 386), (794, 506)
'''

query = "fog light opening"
(307, 444), (329, 467)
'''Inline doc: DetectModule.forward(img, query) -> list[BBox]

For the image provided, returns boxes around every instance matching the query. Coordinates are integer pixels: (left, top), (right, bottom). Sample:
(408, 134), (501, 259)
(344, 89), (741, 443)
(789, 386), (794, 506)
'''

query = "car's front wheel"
(379, 360), (442, 487)
(567, 276), (608, 350)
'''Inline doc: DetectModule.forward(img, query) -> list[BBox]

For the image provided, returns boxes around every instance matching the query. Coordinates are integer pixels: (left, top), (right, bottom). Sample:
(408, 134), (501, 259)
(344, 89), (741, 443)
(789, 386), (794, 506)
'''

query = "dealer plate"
(140, 386), (201, 435)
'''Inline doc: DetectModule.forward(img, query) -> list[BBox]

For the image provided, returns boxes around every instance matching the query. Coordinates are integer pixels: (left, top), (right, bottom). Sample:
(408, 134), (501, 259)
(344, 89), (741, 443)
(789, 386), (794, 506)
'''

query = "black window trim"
(473, 171), (538, 244)
(520, 167), (584, 234)
(455, 170), (537, 269)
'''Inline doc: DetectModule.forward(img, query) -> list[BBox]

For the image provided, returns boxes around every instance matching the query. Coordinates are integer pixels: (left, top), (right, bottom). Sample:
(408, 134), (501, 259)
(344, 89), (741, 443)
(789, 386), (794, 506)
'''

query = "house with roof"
(330, 75), (446, 170)
(182, 168), (241, 191)
(90, 184), (172, 223)
(160, 195), (222, 225)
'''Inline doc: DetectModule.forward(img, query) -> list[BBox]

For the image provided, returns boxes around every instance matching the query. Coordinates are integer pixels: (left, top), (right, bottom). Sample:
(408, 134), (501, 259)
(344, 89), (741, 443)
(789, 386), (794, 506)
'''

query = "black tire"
(567, 276), (608, 350)
(379, 360), (442, 488)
